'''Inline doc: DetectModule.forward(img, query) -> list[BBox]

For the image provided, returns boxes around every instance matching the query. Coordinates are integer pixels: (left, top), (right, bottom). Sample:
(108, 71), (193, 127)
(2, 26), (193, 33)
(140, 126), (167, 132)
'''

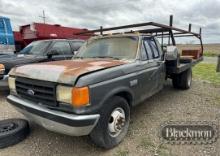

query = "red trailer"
(13, 31), (24, 51)
(13, 23), (90, 51)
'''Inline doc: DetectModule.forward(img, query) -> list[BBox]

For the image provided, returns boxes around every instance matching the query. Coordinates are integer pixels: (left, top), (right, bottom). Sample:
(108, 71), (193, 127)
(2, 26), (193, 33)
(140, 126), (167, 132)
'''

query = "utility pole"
(39, 10), (46, 24)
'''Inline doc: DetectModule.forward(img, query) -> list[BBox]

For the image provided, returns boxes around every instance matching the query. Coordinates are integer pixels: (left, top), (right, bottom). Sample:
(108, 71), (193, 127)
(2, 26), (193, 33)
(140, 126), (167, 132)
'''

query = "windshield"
(19, 41), (50, 55)
(75, 36), (138, 60)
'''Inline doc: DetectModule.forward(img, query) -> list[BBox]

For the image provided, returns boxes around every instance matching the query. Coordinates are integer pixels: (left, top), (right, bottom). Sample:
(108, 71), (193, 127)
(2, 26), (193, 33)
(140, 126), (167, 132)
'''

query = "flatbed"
(167, 57), (203, 74)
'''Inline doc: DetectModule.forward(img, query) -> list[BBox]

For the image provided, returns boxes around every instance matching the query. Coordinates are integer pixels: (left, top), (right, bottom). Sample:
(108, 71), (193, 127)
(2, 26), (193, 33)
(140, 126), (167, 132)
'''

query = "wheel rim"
(0, 123), (16, 133)
(108, 107), (126, 137)
(187, 71), (192, 87)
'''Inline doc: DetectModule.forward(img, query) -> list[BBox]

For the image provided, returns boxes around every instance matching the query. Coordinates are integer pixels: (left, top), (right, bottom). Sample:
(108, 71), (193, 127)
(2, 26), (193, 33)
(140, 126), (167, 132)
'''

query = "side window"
(140, 42), (148, 60)
(50, 42), (72, 55)
(154, 38), (163, 55)
(143, 39), (153, 60)
(148, 38), (160, 58)
(70, 41), (84, 51)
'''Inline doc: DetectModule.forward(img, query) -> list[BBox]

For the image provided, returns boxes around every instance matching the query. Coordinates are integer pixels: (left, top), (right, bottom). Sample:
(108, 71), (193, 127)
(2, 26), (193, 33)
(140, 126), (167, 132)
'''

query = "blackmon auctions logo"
(160, 121), (218, 144)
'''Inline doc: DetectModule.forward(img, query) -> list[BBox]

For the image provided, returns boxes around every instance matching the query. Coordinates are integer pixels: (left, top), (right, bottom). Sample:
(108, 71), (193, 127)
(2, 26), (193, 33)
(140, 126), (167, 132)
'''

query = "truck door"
(153, 37), (166, 89)
(137, 37), (165, 102)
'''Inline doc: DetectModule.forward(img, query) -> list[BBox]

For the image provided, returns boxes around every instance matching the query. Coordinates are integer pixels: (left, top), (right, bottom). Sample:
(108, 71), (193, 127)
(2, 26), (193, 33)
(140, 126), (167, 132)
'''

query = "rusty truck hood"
(9, 59), (128, 84)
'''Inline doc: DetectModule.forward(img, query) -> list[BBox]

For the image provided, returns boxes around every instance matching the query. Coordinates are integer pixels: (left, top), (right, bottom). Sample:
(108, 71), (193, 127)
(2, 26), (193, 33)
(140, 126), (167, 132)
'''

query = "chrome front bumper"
(7, 95), (100, 136)
(0, 75), (8, 91)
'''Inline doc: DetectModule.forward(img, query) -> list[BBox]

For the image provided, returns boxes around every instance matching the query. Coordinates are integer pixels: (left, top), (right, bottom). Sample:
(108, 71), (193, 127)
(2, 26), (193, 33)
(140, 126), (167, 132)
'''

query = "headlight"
(8, 77), (16, 93)
(56, 85), (90, 108)
(56, 85), (72, 104)
(0, 64), (5, 75)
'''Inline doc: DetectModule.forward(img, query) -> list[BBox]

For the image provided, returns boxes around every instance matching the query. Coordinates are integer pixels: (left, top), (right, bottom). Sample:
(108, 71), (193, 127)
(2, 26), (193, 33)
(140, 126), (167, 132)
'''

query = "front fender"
(100, 86), (134, 107)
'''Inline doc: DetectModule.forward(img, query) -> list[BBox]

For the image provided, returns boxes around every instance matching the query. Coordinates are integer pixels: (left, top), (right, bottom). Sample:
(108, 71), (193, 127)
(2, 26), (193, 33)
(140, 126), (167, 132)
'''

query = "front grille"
(16, 77), (57, 107)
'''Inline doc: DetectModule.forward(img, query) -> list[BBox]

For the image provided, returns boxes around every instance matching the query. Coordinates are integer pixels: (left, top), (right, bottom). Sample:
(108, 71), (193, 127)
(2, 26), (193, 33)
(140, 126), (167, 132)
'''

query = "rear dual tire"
(172, 68), (192, 89)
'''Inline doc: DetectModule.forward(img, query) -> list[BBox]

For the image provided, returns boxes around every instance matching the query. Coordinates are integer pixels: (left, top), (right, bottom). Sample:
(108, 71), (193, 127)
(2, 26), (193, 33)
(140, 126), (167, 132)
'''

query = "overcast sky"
(0, 0), (219, 43)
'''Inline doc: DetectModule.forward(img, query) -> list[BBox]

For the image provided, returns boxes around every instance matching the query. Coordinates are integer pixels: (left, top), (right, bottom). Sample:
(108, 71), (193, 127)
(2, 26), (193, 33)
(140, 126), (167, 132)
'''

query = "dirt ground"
(0, 80), (220, 156)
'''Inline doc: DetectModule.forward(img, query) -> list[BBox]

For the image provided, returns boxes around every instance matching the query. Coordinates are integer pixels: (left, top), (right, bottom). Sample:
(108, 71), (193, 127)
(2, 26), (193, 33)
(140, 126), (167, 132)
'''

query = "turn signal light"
(0, 64), (5, 74)
(72, 87), (89, 107)
(0, 64), (4, 69)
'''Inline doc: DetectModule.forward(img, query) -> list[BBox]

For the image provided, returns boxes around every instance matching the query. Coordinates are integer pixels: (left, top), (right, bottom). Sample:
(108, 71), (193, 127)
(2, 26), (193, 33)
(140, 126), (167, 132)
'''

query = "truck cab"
(7, 34), (166, 147)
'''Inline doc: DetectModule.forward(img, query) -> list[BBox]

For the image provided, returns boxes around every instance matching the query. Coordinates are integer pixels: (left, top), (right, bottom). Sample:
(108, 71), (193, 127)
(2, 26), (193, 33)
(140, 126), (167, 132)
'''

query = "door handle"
(156, 61), (165, 67)
(157, 60), (164, 64)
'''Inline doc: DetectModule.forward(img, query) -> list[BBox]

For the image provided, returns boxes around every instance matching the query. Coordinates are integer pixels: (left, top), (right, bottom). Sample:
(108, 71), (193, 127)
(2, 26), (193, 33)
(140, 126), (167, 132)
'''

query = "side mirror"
(73, 50), (79, 55)
(47, 49), (59, 58)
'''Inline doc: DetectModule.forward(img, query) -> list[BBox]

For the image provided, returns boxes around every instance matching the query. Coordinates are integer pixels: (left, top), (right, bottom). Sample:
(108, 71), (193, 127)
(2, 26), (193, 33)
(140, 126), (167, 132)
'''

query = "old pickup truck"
(0, 39), (84, 90)
(7, 16), (203, 148)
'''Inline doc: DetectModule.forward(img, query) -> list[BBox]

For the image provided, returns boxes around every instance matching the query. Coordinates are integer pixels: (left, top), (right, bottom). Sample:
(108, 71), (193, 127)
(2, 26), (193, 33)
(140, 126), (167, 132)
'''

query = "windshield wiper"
(73, 56), (84, 59)
(89, 56), (120, 60)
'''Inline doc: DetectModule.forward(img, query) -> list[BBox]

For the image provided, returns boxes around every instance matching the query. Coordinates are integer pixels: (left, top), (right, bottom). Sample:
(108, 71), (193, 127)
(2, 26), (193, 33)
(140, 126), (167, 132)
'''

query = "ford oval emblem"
(27, 89), (35, 95)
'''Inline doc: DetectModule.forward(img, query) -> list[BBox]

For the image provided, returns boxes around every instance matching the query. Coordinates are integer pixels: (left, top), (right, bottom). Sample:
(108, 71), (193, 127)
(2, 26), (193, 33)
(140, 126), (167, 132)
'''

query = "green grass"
(193, 63), (220, 85)
(203, 51), (219, 57)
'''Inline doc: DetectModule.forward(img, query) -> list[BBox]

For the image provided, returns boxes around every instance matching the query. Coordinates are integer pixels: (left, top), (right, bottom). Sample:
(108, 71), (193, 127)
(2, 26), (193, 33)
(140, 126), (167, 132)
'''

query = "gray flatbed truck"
(7, 15), (203, 148)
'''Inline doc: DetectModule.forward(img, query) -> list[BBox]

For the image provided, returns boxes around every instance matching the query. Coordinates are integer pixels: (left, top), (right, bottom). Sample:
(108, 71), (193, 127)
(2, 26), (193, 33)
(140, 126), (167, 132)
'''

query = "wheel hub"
(108, 108), (126, 137)
(0, 123), (16, 133)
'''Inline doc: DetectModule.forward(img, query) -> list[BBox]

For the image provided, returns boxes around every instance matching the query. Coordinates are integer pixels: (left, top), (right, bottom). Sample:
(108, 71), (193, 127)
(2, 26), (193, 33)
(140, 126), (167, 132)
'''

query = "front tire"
(90, 96), (130, 149)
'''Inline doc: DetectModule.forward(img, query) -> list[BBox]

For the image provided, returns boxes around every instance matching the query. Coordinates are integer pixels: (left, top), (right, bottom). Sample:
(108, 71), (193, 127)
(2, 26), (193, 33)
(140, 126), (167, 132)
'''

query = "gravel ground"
(0, 80), (220, 156)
